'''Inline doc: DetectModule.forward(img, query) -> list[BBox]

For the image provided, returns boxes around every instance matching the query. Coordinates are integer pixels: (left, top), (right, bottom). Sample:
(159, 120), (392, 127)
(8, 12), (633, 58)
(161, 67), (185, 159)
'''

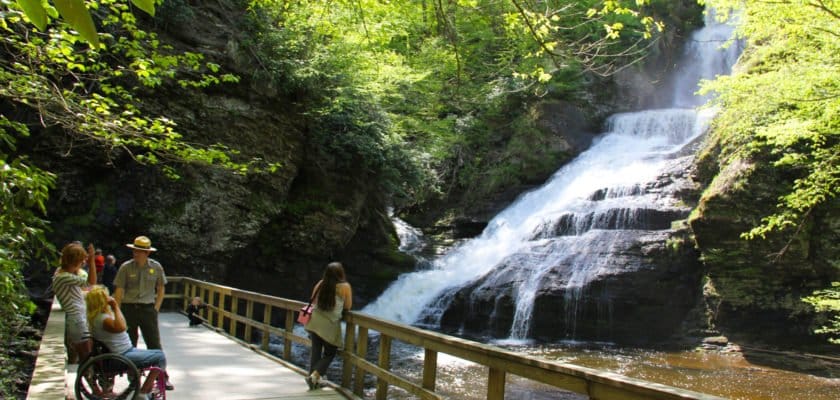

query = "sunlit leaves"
(508, 0), (662, 81)
(130, 0), (154, 16)
(16, 0), (47, 30)
(52, 0), (99, 45)
(2, 0), (267, 175)
(700, 1), (839, 244)
(15, 0), (158, 47)
(604, 22), (624, 39)
(804, 282), (840, 344)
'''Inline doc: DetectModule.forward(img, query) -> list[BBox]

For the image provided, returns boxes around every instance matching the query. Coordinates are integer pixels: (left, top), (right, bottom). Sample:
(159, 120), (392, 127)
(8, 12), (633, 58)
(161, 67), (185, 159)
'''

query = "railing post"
(214, 291), (223, 329)
(341, 321), (356, 390)
(180, 281), (188, 311)
(353, 327), (369, 395)
(283, 309), (294, 360)
(207, 289), (216, 327)
(181, 282), (188, 311)
(244, 300), (254, 343)
(423, 348), (438, 392)
(229, 295), (239, 337)
(488, 367), (505, 400)
(375, 335), (391, 400)
(188, 283), (198, 309)
(199, 286), (207, 322)
(261, 303), (271, 351)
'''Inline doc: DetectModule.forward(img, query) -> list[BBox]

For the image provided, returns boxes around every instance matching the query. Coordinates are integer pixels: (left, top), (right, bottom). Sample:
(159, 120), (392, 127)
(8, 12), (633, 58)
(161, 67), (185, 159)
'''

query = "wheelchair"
(74, 341), (166, 400)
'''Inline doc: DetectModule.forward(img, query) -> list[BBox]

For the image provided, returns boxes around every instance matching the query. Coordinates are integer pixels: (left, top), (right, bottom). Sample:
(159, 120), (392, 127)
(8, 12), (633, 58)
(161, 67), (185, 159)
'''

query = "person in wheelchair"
(86, 285), (169, 400)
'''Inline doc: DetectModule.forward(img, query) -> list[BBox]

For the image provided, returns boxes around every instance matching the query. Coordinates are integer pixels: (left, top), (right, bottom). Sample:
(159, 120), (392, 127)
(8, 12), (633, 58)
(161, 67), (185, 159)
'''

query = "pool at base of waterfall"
(370, 341), (840, 400)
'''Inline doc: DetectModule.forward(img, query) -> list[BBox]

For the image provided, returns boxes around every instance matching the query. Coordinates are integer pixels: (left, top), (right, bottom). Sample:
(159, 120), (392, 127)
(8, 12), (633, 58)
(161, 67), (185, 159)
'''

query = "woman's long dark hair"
(316, 262), (346, 310)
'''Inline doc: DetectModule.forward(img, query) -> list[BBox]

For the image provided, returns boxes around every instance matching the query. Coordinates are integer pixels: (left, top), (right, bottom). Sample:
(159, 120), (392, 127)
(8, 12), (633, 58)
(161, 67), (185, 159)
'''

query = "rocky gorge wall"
(689, 138), (840, 346)
(19, 0), (414, 305)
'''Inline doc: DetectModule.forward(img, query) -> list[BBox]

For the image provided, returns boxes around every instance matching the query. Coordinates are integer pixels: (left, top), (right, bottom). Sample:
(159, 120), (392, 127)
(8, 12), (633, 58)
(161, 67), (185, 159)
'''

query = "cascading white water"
(392, 215), (426, 254)
(365, 10), (741, 339)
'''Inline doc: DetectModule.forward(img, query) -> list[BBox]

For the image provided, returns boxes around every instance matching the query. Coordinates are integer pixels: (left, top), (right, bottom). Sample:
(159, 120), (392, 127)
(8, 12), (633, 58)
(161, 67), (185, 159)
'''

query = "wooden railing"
(165, 277), (726, 400)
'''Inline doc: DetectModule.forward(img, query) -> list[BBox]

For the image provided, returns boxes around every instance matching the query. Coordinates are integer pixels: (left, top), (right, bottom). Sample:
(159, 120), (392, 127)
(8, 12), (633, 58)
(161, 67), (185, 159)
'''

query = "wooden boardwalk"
(27, 302), (347, 400)
(29, 278), (727, 400)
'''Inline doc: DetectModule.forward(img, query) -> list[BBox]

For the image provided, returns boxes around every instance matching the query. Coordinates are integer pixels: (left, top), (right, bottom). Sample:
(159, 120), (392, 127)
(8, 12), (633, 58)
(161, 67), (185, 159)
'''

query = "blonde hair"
(85, 285), (110, 328)
(61, 243), (87, 270)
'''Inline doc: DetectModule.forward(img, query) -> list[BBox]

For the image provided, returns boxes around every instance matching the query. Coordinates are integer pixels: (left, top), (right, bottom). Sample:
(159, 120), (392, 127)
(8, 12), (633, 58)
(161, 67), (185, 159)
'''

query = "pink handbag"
(297, 304), (313, 325)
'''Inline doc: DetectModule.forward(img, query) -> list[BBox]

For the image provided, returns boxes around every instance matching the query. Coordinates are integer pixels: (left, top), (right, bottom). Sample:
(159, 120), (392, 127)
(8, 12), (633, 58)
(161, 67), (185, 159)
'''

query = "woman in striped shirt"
(52, 242), (97, 362)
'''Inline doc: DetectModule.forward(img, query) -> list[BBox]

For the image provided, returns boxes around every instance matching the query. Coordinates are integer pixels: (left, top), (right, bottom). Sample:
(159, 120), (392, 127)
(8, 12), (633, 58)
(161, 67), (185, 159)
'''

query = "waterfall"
(393, 214), (426, 254)
(367, 10), (741, 339)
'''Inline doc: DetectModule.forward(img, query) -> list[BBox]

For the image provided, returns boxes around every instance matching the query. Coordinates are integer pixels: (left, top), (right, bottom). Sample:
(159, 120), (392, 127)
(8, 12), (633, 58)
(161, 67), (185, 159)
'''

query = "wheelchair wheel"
(75, 353), (140, 400)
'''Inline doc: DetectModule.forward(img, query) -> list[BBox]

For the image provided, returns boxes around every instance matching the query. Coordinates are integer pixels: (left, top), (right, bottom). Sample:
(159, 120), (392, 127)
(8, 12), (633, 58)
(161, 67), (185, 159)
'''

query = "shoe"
(165, 379), (174, 391)
(305, 375), (316, 390)
(133, 392), (151, 400)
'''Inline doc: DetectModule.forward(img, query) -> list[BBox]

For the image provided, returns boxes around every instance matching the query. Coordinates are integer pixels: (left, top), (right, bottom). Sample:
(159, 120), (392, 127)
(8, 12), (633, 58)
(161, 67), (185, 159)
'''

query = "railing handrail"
(164, 276), (727, 400)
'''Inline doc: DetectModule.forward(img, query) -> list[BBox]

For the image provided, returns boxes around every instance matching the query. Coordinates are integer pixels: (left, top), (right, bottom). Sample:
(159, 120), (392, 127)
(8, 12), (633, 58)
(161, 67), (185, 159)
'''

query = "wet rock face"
(690, 156), (840, 345)
(529, 231), (702, 343)
(439, 156), (706, 344)
(440, 229), (702, 344)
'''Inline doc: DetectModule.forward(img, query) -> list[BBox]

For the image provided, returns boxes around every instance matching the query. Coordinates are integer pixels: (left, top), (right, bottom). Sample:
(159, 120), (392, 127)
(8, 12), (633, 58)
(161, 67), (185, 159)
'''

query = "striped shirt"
(52, 271), (88, 320)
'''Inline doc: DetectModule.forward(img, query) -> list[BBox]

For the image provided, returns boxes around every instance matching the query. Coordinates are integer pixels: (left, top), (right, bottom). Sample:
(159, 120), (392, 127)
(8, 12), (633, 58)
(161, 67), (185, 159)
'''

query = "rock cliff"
(22, 0), (414, 304)
(689, 139), (840, 345)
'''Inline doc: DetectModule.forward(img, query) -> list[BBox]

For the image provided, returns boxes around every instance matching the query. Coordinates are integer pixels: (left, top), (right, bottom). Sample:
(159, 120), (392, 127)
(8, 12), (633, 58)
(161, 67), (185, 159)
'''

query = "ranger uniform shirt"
(114, 258), (167, 304)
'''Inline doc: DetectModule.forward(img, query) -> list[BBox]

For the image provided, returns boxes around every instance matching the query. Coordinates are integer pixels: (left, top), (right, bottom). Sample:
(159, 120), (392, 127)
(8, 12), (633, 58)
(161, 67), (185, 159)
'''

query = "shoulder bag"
(297, 290), (317, 325)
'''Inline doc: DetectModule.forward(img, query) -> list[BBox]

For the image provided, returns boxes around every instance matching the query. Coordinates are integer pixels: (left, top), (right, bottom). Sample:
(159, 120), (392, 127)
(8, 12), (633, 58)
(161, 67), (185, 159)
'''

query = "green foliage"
(0, 116), (54, 399)
(1, 0), (269, 177)
(15, 0), (158, 46)
(242, 0), (434, 205)
(699, 1), (839, 243)
(239, 0), (662, 209)
(803, 282), (840, 344)
(0, 116), (54, 308)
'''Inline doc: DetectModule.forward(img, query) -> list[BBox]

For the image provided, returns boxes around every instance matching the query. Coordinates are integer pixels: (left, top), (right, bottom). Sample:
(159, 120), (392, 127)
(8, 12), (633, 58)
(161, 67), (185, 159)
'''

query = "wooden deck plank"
(26, 301), (68, 400)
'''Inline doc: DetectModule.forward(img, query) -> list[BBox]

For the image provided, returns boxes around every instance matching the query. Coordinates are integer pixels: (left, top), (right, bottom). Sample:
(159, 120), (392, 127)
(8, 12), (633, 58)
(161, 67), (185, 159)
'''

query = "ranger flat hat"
(126, 235), (157, 252)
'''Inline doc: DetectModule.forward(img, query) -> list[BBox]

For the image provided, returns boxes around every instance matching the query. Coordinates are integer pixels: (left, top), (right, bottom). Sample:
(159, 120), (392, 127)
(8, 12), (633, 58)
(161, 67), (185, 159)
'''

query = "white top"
(92, 312), (133, 354)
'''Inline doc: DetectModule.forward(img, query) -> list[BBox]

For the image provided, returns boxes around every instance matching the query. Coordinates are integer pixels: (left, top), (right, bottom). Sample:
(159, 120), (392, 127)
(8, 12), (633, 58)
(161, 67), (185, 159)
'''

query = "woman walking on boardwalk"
(304, 262), (352, 390)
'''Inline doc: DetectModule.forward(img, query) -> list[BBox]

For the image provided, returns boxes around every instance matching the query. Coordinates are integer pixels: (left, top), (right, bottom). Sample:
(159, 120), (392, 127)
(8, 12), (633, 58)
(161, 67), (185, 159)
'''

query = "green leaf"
(16, 0), (48, 31)
(52, 0), (99, 47)
(131, 0), (156, 17)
